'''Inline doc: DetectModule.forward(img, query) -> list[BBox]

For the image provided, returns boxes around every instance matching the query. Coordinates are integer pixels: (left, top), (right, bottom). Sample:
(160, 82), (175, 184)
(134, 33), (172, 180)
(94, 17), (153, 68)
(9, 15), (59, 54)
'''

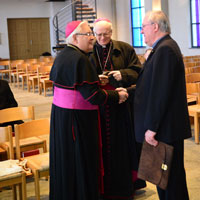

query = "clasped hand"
(99, 74), (128, 104)
(115, 87), (128, 104)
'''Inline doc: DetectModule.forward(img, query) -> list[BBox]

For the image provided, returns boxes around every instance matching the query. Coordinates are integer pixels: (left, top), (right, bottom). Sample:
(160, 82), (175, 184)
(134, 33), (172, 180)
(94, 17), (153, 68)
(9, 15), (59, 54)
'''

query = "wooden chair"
(0, 106), (46, 159)
(185, 73), (200, 83)
(18, 63), (38, 91)
(0, 126), (26, 200)
(186, 82), (200, 144)
(25, 58), (38, 65)
(17, 63), (30, 89)
(191, 66), (200, 73)
(0, 60), (10, 80)
(27, 64), (40, 93)
(186, 82), (200, 104)
(15, 118), (50, 200)
(37, 65), (53, 96)
(188, 105), (200, 144)
(10, 60), (24, 86)
(39, 56), (54, 63)
(185, 67), (194, 74)
(184, 62), (196, 68)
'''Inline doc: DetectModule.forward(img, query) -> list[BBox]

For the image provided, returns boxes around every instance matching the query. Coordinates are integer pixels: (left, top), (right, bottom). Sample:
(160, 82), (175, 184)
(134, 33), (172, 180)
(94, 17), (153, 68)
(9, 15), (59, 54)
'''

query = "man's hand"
(115, 87), (127, 93)
(145, 130), (158, 146)
(108, 70), (122, 81)
(118, 90), (128, 104)
(99, 74), (109, 86)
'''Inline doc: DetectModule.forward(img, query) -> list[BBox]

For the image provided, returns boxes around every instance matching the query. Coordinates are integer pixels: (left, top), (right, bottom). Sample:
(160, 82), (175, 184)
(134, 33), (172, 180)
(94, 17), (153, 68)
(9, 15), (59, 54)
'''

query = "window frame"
(190, 0), (200, 48)
(130, 0), (145, 48)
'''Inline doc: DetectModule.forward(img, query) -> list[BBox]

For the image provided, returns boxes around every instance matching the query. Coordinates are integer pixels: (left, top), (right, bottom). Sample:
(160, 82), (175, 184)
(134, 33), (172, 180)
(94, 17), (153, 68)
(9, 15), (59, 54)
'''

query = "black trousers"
(157, 140), (189, 200)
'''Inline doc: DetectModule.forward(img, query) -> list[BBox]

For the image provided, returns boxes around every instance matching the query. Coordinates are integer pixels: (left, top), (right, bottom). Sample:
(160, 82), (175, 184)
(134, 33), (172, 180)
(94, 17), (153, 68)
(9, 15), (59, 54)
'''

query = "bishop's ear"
(72, 34), (78, 43)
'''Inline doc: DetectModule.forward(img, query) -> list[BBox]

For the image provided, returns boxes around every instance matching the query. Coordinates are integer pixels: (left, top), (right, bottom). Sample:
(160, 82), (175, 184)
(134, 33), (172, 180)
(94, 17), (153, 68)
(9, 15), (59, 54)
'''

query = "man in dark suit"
(134, 11), (191, 200)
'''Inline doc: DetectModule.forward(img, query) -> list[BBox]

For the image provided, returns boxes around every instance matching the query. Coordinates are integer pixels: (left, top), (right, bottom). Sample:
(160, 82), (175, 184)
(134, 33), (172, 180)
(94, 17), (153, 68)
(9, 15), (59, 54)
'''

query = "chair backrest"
(37, 64), (52, 85)
(0, 106), (35, 124)
(37, 65), (52, 75)
(17, 63), (29, 72)
(184, 62), (196, 68)
(26, 64), (39, 75)
(186, 82), (200, 94)
(10, 60), (24, 69)
(185, 73), (200, 83)
(14, 118), (50, 159)
(186, 82), (200, 104)
(0, 60), (10, 66)
(25, 58), (38, 65)
(39, 56), (54, 62)
(0, 126), (14, 159)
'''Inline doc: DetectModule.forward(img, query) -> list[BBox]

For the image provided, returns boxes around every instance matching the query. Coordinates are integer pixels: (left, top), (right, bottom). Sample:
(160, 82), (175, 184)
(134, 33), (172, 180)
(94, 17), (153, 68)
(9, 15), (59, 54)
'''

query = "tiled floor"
(0, 84), (200, 199)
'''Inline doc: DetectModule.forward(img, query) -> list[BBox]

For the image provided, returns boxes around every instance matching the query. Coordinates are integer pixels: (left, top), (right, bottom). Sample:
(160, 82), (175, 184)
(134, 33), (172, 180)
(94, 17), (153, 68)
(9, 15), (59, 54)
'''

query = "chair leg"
(39, 83), (43, 95)
(23, 77), (27, 90)
(194, 112), (199, 144)
(44, 83), (46, 97)
(34, 170), (40, 200)
(12, 185), (17, 200)
(13, 75), (15, 87)
(17, 76), (20, 88)
(19, 184), (22, 200)
(9, 72), (11, 84)
(22, 77), (24, 90)
(33, 80), (35, 93)
(28, 80), (31, 92)
(21, 172), (27, 200)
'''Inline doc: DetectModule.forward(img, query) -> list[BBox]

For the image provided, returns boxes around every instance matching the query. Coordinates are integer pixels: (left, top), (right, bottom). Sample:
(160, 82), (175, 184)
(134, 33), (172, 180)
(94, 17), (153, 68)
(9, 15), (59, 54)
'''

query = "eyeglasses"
(141, 23), (154, 30)
(94, 31), (112, 37)
(76, 32), (94, 36)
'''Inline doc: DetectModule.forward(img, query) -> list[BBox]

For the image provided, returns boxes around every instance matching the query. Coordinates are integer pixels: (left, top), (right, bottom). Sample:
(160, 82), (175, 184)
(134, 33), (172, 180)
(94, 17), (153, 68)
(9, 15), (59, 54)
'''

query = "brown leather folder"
(138, 140), (174, 190)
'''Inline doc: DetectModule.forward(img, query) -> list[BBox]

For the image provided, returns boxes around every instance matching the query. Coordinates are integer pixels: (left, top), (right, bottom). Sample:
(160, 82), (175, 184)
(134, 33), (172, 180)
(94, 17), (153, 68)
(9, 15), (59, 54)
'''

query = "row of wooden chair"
(185, 66), (200, 74)
(185, 72), (200, 105)
(0, 57), (54, 81)
(27, 64), (53, 96)
(0, 59), (53, 96)
(0, 106), (50, 199)
(183, 55), (200, 63)
(183, 55), (200, 144)
(182, 56), (200, 144)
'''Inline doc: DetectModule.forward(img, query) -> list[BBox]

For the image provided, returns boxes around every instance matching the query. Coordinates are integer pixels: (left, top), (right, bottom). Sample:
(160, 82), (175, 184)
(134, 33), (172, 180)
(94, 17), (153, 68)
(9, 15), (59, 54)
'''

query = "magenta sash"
(53, 86), (98, 110)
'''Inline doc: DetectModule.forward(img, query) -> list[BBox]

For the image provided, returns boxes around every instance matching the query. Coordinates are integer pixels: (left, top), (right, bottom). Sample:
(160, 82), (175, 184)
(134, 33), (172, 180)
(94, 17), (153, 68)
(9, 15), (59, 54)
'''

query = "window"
(190, 0), (200, 47)
(130, 0), (145, 47)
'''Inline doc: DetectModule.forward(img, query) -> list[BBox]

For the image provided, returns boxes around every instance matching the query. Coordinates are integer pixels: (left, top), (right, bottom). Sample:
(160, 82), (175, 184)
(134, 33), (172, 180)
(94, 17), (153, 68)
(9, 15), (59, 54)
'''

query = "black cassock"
(49, 45), (119, 200)
(90, 41), (145, 199)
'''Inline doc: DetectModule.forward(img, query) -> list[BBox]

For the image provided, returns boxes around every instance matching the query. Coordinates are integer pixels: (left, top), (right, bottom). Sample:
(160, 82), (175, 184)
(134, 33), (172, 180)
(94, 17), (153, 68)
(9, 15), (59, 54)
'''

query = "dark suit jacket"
(134, 35), (191, 143)
(0, 80), (17, 109)
(0, 80), (23, 130)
